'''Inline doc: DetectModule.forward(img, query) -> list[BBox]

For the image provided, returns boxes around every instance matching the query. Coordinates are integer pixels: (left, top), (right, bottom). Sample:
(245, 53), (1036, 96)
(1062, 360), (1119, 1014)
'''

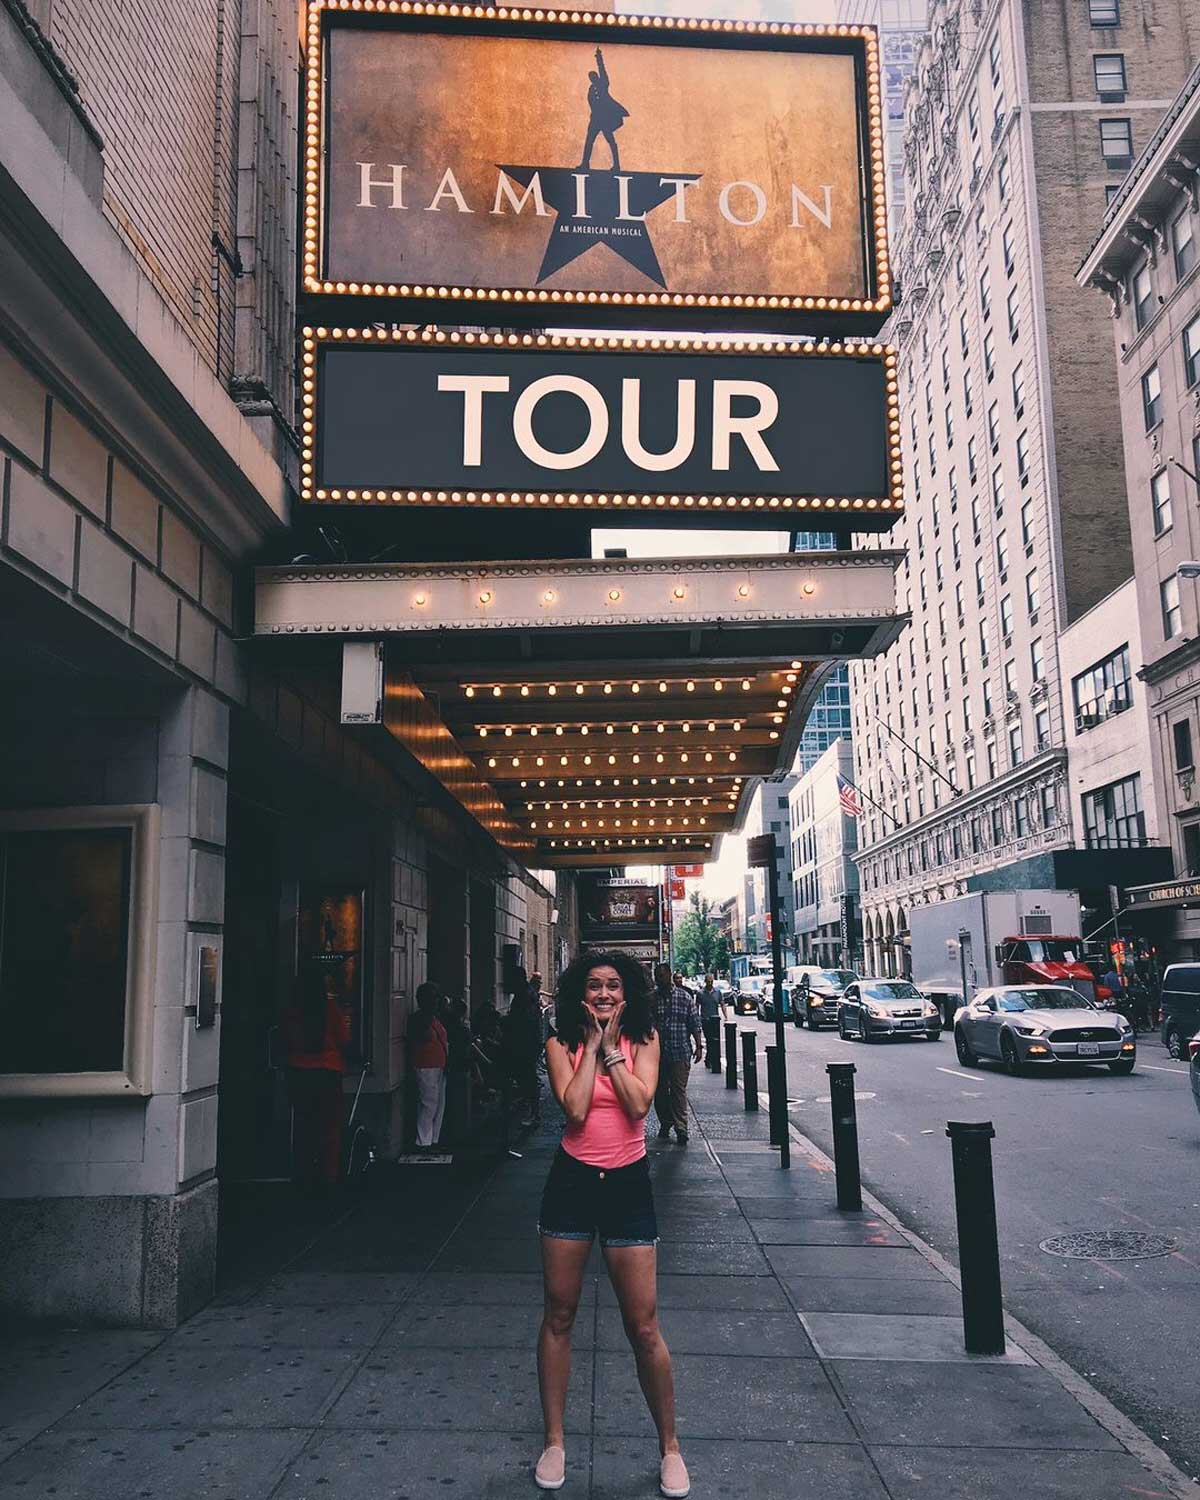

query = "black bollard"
(946, 1121), (1006, 1355)
(825, 1062), (862, 1211)
(741, 1031), (759, 1111)
(705, 1017), (721, 1073)
(766, 1045), (786, 1145)
(724, 1022), (738, 1089)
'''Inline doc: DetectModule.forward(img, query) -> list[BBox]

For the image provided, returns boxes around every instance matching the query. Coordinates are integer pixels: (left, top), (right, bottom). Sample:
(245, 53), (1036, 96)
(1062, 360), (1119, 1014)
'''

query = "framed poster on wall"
(297, 885), (367, 1061)
(0, 804), (159, 1098)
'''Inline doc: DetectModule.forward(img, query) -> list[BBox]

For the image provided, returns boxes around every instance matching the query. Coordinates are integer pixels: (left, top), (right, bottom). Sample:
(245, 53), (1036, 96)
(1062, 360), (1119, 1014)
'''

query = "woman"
(284, 965), (351, 1187)
(407, 981), (448, 1148)
(535, 952), (689, 1498)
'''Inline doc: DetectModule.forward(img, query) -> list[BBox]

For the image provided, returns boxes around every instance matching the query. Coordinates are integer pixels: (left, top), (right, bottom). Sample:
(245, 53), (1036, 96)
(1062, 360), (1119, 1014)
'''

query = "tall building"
(835, 0), (929, 230)
(850, 0), (1196, 975)
(793, 531), (855, 772)
(741, 777), (800, 954)
(1078, 64), (1200, 956)
(788, 738), (862, 968)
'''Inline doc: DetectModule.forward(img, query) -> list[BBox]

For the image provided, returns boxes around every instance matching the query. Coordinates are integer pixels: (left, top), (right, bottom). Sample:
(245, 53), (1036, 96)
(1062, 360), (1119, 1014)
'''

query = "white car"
(954, 985), (1136, 1076)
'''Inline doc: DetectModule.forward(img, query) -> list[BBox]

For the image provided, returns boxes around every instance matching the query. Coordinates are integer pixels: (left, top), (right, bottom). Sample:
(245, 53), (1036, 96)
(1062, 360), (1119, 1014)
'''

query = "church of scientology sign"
(302, 2), (891, 332)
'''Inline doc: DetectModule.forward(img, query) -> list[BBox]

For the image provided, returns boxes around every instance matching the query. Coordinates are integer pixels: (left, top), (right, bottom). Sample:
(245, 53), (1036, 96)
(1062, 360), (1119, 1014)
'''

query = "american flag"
(837, 774), (865, 818)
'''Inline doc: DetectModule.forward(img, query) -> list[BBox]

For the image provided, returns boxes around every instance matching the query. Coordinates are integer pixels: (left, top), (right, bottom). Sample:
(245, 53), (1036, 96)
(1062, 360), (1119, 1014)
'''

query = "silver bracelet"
(604, 1050), (625, 1068)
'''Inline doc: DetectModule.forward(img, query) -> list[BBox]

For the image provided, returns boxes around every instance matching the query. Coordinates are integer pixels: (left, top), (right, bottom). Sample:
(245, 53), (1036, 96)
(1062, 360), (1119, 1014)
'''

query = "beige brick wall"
(0, 336), (237, 686)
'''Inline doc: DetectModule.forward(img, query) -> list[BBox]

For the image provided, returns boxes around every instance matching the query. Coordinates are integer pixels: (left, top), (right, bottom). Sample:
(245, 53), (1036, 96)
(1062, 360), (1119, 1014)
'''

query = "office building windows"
(1083, 774), (1145, 848)
(1151, 467), (1173, 535)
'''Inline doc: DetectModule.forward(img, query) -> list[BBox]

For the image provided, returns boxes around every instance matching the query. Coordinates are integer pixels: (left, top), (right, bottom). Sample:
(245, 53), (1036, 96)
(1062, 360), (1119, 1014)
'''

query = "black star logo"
(498, 167), (700, 289)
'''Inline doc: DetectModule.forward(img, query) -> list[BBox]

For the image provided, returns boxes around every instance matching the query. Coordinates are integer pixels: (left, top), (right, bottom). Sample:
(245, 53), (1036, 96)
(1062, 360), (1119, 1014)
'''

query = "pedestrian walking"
(408, 981), (448, 1148)
(535, 951), (689, 1498)
(653, 961), (702, 1144)
(697, 973), (727, 1072)
(284, 965), (351, 1189)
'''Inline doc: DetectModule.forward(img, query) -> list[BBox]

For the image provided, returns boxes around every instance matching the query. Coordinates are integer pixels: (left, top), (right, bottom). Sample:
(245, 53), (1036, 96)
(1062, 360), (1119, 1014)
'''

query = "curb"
(770, 1102), (1198, 1497)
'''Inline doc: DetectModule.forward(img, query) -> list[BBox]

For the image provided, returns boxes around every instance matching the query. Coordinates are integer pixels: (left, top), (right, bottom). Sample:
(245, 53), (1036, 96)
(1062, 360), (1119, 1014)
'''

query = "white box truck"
(909, 890), (1099, 1016)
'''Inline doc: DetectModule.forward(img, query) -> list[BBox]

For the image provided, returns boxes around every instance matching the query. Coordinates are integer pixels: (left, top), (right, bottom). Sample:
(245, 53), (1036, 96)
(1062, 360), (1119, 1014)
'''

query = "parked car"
(837, 979), (941, 1043)
(917, 985), (965, 1031)
(1190, 1033), (1200, 1119)
(954, 985), (1136, 1076)
(1159, 963), (1200, 1059)
(788, 967), (857, 1029)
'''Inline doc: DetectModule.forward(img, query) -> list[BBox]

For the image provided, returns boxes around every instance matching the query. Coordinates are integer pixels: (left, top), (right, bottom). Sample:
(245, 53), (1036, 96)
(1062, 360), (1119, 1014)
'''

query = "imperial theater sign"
(300, 328), (902, 515)
(302, 1), (891, 333)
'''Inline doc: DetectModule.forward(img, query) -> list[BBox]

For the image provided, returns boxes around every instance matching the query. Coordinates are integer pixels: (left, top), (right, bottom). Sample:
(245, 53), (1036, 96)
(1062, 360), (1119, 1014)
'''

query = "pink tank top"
(561, 1036), (646, 1169)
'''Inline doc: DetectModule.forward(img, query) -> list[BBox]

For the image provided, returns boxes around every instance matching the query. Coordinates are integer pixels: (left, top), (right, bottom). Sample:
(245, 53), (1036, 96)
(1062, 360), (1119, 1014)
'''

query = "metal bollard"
(946, 1121), (1005, 1355)
(766, 1045), (786, 1146)
(724, 1022), (738, 1089)
(825, 1062), (862, 1211)
(741, 1031), (759, 1111)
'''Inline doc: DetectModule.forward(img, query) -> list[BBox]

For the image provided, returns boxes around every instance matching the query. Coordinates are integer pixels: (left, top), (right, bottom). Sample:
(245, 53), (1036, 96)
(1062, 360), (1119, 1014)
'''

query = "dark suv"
(1160, 964), (1200, 1059)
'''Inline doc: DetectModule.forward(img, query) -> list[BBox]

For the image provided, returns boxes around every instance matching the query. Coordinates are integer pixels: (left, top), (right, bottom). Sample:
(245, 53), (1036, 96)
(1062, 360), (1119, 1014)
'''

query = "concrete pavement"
(0, 1060), (1193, 1499)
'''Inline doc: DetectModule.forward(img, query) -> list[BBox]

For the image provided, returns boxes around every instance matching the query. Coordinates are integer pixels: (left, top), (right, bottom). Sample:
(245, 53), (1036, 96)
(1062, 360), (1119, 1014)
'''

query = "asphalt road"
(731, 1011), (1200, 1480)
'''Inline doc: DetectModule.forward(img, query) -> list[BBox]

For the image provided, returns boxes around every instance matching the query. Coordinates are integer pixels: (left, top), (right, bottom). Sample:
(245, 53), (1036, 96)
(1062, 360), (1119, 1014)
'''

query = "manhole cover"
(1039, 1230), (1178, 1261)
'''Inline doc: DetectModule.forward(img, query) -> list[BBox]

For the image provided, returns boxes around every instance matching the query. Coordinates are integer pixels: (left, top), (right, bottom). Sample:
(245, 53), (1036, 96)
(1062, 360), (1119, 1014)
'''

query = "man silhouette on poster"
(579, 48), (628, 172)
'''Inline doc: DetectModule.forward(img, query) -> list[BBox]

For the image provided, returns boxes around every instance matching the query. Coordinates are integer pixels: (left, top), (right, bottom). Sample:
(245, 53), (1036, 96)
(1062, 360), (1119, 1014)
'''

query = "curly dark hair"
(552, 949), (656, 1051)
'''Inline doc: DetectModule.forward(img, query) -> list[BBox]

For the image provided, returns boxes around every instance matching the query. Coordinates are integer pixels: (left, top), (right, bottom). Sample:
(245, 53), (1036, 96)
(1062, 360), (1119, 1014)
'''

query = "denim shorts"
(538, 1147), (658, 1248)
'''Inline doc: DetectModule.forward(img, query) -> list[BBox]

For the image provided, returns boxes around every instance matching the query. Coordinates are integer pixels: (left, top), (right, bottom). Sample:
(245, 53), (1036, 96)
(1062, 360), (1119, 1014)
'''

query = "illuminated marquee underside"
(255, 552), (903, 867)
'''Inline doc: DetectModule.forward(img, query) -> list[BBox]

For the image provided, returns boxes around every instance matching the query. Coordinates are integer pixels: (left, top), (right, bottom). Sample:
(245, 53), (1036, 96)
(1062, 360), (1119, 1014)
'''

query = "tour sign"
(299, 327), (903, 520)
(302, 2), (891, 333)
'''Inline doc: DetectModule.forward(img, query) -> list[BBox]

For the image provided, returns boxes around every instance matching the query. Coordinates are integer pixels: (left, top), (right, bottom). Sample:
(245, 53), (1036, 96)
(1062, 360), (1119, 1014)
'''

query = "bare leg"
(603, 1243), (679, 1456)
(538, 1235), (592, 1447)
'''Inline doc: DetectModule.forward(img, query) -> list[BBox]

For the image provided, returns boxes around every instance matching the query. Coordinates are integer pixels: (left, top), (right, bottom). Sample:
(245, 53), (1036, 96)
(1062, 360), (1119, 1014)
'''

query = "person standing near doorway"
(284, 965), (351, 1188)
(536, 951), (690, 1498)
(653, 962), (702, 1144)
(408, 981), (448, 1148)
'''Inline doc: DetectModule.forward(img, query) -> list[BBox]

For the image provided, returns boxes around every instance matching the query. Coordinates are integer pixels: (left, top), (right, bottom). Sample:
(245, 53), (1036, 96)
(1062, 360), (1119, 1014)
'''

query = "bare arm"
(606, 1031), (659, 1121)
(546, 1034), (599, 1126)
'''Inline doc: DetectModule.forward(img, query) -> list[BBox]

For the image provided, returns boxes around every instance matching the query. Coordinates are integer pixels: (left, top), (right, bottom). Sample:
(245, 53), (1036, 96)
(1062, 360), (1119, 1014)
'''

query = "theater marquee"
(299, 328), (903, 517)
(302, 2), (891, 332)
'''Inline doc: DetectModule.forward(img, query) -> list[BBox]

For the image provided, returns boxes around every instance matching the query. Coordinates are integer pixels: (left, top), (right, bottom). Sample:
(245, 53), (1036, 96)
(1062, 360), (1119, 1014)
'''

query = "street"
(735, 1013), (1200, 1480)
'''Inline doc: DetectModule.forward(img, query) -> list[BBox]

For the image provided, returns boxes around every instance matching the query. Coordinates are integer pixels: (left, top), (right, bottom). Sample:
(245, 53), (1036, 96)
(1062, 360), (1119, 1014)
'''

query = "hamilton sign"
(299, 329), (902, 517)
(303, 4), (891, 331)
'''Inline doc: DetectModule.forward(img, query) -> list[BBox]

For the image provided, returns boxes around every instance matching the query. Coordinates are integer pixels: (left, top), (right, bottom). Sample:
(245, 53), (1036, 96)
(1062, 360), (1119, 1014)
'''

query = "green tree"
(674, 891), (724, 977)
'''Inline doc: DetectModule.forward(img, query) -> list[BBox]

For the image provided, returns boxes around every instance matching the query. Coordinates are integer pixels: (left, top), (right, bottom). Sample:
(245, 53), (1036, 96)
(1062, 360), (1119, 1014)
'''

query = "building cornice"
(1077, 59), (1200, 285)
(853, 746), (1068, 861)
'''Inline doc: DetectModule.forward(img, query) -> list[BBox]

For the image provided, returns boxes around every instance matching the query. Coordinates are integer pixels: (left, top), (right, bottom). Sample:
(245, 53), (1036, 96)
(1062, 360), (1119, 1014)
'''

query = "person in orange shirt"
(408, 981), (449, 1148)
(285, 966), (352, 1187)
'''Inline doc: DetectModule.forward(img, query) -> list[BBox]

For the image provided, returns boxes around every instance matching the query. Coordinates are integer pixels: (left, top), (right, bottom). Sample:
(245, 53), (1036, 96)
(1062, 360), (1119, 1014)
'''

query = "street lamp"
(1177, 561), (1200, 580)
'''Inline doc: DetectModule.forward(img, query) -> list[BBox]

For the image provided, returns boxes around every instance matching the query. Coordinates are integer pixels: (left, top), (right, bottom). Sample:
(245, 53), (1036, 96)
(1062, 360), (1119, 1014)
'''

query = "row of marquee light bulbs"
(412, 581), (820, 609)
(462, 670), (806, 698)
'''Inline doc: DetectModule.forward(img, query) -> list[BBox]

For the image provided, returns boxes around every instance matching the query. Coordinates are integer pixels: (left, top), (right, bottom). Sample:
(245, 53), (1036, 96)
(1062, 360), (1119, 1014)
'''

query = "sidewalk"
(0, 1065), (1191, 1499)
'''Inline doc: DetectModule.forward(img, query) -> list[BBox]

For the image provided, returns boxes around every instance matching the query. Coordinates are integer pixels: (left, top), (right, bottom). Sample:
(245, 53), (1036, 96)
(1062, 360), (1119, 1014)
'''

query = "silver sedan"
(954, 985), (1136, 1076)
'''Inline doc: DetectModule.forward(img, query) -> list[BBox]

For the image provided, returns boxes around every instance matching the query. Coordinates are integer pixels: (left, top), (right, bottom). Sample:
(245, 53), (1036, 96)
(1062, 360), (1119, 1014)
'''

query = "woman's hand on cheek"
(582, 1004), (604, 1053)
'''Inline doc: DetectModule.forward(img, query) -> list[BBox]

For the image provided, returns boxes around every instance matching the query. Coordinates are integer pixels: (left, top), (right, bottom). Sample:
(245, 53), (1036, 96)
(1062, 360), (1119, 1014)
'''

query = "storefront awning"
(255, 550), (903, 867)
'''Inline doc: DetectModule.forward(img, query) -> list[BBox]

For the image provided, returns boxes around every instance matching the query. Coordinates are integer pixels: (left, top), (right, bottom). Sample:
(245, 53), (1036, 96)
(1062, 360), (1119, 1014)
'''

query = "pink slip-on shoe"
(535, 1444), (566, 1490)
(660, 1451), (691, 1497)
